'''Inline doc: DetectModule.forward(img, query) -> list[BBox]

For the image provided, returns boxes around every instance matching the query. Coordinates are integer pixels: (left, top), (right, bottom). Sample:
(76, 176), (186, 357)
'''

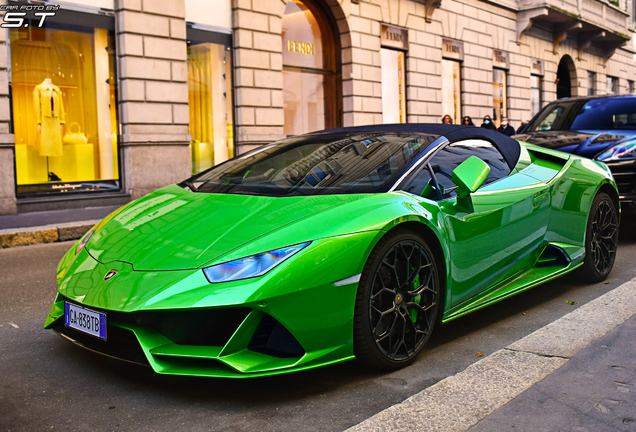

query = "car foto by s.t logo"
(104, 270), (118, 281)
(0, 4), (60, 28)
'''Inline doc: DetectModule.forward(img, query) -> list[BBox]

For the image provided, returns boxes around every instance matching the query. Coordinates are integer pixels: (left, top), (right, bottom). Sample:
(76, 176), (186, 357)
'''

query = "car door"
(400, 139), (552, 306)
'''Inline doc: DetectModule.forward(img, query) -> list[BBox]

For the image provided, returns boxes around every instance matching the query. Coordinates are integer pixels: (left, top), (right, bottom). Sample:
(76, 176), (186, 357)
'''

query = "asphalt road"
(2, 228), (636, 432)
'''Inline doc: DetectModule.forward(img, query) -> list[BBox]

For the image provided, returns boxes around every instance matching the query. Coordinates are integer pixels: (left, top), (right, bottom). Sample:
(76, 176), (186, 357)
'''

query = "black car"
(515, 95), (636, 213)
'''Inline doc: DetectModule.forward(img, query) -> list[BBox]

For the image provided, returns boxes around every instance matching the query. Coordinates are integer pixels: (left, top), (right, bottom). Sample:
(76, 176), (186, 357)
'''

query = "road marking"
(346, 277), (636, 432)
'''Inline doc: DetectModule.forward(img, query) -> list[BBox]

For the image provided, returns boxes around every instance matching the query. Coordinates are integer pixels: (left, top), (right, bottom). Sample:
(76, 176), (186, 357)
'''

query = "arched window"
(282, 0), (340, 136)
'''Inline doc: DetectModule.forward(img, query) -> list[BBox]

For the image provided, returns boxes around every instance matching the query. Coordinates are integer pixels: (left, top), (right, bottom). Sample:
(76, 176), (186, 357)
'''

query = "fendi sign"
(287, 40), (314, 55)
(493, 50), (510, 69)
(442, 38), (463, 61)
(531, 58), (544, 76)
(381, 24), (408, 50)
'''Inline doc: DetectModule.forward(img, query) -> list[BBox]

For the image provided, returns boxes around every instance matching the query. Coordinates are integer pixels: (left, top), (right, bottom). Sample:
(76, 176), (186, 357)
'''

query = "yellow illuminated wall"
(442, 59), (462, 124)
(187, 42), (234, 174)
(10, 26), (118, 186)
(493, 69), (508, 128)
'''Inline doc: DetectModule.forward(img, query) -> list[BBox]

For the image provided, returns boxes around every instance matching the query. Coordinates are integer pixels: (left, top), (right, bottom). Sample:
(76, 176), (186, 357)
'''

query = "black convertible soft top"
(311, 124), (521, 170)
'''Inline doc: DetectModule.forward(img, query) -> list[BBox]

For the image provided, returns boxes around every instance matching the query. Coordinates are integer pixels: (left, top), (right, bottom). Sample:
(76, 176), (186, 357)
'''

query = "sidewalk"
(0, 205), (120, 248)
(468, 313), (636, 431)
(347, 278), (636, 432)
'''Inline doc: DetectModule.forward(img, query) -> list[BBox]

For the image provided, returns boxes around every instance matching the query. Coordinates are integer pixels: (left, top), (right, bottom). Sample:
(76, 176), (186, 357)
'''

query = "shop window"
(282, 0), (340, 136)
(187, 31), (234, 174)
(492, 69), (507, 128)
(380, 49), (406, 123)
(441, 60), (461, 124)
(10, 19), (118, 196)
(629, 80), (635, 95)
(607, 76), (618, 94)
(587, 71), (596, 95)
(530, 75), (542, 118)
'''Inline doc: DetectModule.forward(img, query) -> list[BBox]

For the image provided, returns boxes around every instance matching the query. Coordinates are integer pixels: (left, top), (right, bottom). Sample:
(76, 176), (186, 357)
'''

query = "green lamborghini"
(44, 124), (619, 377)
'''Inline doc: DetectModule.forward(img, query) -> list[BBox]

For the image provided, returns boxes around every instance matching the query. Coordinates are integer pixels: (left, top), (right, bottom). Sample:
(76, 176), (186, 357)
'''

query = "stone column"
(508, 52), (531, 125)
(344, 3), (383, 126)
(596, 71), (607, 94)
(543, 59), (557, 103)
(0, 13), (16, 215)
(406, 15), (443, 124)
(115, 0), (191, 199)
(232, 0), (286, 154)
(574, 65), (589, 97)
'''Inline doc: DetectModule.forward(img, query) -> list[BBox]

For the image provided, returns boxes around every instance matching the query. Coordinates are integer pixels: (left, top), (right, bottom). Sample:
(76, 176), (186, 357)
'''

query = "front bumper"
(606, 159), (636, 213)
(47, 295), (354, 378)
(45, 231), (380, 378)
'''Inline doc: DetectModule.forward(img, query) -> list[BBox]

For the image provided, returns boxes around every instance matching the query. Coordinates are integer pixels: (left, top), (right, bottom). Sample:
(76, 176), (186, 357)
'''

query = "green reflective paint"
(87, 187), (375, 270)
(45, 141), (618, 378)
(452, 155), (491, 195)
(452, 156), (491, 212)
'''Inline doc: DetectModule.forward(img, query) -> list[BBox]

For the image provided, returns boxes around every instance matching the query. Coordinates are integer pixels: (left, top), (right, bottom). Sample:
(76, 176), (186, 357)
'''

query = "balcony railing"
(517, 0), (632, 60)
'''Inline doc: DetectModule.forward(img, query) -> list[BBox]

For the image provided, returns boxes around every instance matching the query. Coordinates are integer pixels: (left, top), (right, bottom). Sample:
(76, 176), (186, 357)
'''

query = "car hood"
(86, 184), (368, 271)
(514, 130), (636, 159)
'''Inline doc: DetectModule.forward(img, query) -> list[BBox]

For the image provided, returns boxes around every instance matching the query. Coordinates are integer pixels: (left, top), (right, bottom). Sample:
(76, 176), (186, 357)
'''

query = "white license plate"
(64, 302), (106, 340)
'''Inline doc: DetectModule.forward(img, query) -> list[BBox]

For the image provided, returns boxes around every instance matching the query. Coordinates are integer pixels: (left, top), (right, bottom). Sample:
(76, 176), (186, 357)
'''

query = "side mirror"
(452, 156), (490, 212)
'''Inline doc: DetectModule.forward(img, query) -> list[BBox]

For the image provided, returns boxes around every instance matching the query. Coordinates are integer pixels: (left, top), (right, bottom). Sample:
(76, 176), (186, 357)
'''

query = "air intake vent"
(536, 245), (570, 268)
(248, 314), (305, 358)
(141, 308), (251, 346)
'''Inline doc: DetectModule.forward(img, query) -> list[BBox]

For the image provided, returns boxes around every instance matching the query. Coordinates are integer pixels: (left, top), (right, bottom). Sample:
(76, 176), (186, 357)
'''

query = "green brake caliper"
(411, 272), (420, 323)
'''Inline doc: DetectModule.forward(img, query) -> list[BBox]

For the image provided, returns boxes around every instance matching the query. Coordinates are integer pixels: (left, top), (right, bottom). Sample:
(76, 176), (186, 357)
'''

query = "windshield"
(526, 97), (636, 132)
(183, 132), (439, 196)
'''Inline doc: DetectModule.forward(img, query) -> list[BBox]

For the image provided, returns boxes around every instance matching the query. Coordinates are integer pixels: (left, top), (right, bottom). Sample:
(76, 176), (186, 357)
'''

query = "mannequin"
(34, 77), (65, 158)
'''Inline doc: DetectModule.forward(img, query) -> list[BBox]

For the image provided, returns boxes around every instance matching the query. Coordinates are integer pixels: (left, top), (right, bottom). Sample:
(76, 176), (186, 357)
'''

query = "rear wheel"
(578, 192), (618, 282)
(354, 229), (440, 370)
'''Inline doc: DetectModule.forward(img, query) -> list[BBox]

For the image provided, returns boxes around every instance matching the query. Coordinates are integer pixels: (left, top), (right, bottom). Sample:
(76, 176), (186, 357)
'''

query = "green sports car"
(44, 124), (619, 377)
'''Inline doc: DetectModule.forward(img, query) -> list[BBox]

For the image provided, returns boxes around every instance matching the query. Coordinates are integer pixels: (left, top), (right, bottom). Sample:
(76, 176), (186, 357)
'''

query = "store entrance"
(282, 0), (341, 136)
(557, 55), (575, 99)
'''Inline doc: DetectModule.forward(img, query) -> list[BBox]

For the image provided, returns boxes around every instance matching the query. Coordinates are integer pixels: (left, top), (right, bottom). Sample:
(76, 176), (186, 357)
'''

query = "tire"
(353, 229), (440, 370)
(578, 192), (619, 282)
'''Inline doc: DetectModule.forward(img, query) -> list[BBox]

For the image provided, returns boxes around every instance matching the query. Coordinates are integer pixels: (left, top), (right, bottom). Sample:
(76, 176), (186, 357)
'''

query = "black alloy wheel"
(579, 192), (618, 282)
(354, 230), (440, 369)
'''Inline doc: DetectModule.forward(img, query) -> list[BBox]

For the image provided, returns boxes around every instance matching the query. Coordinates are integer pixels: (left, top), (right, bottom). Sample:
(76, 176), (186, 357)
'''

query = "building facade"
(0, 0), (634, 215)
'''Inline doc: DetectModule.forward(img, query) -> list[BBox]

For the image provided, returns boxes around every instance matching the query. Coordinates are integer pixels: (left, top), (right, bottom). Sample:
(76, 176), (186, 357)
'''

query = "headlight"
(203, 242), (311, 283)
(75, 229), (95, 255)
(596, 141), (636, 161)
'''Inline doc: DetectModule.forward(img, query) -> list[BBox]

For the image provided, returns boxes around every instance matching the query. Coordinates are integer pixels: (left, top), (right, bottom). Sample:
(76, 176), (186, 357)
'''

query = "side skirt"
(441, 248), (584, 323)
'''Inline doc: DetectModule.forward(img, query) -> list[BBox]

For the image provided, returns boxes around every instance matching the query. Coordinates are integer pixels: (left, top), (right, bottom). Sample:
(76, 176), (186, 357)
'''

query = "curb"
(0, 220), (100, 249)
(346, 277), (636, 432)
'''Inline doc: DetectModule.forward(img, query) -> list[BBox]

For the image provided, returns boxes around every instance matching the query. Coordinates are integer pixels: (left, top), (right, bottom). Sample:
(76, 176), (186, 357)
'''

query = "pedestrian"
(516, 122), (528, 134)
(481, 115), (496, 130)
(497, 117), (515, 136)
(461, 116), (475, 126)
(441, 114), (453, 124)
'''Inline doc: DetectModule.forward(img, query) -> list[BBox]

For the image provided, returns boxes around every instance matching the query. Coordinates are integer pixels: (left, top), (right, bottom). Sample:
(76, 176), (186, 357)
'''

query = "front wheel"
(578, 192), (618, 282)
(353, 229), (440, 370)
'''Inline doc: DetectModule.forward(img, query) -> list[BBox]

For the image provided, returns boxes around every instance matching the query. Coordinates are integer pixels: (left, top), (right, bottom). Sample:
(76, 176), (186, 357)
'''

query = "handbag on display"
(62, 122), (88, 145)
